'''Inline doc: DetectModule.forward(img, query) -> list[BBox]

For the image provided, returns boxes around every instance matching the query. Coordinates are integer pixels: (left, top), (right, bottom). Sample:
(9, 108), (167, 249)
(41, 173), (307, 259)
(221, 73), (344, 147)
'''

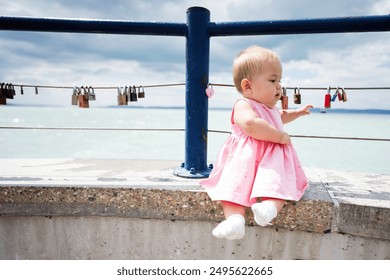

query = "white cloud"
(370, 0), (390, 14)
(284, 36), (390, 86)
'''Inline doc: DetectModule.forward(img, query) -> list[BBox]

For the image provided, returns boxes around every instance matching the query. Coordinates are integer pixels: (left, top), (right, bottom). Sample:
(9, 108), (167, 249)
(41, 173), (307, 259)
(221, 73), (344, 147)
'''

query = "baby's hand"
(279, 132), (291, 146)
(297, 105), (314, 117)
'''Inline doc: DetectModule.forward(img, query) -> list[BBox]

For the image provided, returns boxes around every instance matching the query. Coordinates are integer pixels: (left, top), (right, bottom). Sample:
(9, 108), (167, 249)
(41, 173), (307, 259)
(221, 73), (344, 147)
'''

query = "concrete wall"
(0, 216), (388, 260)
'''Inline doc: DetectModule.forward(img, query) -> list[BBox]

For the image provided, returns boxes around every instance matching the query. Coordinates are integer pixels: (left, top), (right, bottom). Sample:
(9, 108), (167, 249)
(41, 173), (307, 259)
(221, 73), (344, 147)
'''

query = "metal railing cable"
(7, 83), (186, 90)
(5, 83), (390, 92)
(0, 126), (389, 142)
(209, 83), (390, 91)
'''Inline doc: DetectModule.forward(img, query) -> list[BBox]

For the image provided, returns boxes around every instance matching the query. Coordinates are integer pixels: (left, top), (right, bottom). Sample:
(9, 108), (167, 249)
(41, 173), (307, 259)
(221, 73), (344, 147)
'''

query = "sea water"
(0, 106), (389, 175)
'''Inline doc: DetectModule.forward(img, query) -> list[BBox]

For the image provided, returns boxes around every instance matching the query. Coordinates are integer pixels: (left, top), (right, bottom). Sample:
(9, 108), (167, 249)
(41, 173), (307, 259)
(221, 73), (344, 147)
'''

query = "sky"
(1, 0), (390, 110)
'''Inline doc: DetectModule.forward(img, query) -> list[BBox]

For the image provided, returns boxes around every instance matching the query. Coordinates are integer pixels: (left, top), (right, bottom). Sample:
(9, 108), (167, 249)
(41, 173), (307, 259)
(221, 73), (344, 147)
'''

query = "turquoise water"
(0, 106), (389, 174)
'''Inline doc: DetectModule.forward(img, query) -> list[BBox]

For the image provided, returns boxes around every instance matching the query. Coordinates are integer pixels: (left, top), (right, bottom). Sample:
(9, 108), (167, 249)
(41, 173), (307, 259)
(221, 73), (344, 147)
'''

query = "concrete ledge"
(1, 216), (389, 260)
(0, 159), (388, 241)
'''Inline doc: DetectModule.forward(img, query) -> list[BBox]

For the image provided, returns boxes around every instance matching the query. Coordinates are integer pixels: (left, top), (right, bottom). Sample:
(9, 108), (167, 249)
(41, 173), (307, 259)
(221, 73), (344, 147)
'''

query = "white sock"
(212, 214), (245, 240)
(251, 201), (277, 226)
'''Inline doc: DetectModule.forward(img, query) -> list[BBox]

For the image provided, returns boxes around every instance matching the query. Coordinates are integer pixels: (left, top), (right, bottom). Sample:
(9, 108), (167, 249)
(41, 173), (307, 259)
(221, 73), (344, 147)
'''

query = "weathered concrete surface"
(0, 216), (388, 260)
(0, 159), (389, 259)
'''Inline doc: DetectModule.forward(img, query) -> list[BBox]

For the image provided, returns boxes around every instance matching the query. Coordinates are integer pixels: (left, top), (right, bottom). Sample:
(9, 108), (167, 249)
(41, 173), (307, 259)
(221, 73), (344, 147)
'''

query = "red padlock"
(337, 88), (343, 101)
(324, 87), (331, 108)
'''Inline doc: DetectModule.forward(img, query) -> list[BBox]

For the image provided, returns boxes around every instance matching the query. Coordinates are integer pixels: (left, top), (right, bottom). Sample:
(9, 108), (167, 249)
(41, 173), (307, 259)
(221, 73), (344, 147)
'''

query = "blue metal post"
(174, 7), (212, 178)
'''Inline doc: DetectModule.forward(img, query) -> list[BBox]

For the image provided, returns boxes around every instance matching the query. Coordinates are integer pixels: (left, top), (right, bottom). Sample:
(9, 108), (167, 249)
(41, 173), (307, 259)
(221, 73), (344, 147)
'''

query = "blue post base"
(173, 163), (212, 179)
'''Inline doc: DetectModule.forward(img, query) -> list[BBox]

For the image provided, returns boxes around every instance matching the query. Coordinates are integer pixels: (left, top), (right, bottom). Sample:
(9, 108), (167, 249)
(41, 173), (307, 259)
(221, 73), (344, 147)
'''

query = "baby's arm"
(234, 99), (290, 145)
(280, 105), (313, 124)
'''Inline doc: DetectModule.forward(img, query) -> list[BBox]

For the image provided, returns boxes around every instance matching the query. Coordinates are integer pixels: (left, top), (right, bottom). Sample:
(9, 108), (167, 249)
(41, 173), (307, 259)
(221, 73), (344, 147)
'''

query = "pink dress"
(200, 98), (309, 207)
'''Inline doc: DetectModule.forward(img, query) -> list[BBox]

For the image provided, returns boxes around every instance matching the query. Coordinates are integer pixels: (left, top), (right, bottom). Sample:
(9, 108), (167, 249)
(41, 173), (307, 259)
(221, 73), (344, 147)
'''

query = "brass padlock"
(122, 86), (129, 105)
(138, 86), (145, 98)
(72, 86), (79, 106)
(294, 87), (301, 104)
(281, 87), (288, 109)
(117, 87), (123, 105)
(341, 88), (347, 102)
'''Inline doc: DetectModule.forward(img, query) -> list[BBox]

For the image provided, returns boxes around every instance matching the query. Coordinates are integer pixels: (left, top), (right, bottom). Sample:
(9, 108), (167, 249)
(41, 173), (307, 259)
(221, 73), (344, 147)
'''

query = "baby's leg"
(212, 201), (246, 240)
(251, 198), (285, 226)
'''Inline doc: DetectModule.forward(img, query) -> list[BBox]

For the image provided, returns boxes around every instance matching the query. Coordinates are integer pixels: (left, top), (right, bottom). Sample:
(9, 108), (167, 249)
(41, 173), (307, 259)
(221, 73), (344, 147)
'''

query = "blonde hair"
(233, 46), (281, 93)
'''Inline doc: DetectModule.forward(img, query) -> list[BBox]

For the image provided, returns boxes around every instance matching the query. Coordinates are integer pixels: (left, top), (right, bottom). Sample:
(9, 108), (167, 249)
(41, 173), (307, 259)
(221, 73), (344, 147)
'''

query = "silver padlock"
(88, 86), (96, 101)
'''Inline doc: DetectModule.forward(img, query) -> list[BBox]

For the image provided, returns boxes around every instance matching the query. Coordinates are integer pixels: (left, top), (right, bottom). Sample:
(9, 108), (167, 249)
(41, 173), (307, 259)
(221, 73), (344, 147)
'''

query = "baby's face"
(245, 60), (283, 108)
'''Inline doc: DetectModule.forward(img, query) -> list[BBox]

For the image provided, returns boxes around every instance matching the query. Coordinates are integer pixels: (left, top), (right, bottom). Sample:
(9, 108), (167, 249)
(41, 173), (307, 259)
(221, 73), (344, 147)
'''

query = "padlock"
(11, 84), (16, 98)
(78, 87), (89, 108)
(117, 87), (123, 105)
(337, 88), (343, 101)
(130, 85), (137, 102)
(331, 88), (339, 102)
(341, 88), (347, 102)
(324, 87), (331, 108)
(0, 83), (4, 97)
(0, 83), (6, 105)
(294, 87), (301, 104)
(5, 83), (14, 99)
(72, 86), (79, 106)
(138, 86), (145, 98)
(88, 86), (96, 101)
(20, 85), (24, 95)
(35, 86), (39, 95)
(281, 87), (288, 109)
(205, 84), (214, 98)
(81, 86), (89, 100)
(122, 86), (129, 105)
(3, 84), (8, 98)
(281, 95), (288, 109)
